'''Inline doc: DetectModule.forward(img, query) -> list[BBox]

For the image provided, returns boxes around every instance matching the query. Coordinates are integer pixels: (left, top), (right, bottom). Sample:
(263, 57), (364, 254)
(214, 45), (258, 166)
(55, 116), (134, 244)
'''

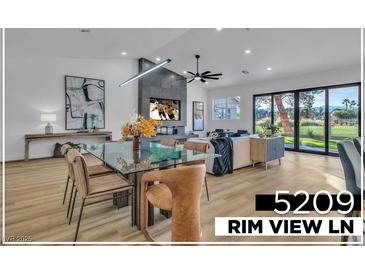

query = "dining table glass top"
(81, 141), (219, 175)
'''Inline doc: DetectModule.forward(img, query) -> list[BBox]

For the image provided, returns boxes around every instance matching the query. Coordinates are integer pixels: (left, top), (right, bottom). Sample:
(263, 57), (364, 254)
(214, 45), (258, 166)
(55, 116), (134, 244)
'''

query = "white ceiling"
(6, 28), (361, 89)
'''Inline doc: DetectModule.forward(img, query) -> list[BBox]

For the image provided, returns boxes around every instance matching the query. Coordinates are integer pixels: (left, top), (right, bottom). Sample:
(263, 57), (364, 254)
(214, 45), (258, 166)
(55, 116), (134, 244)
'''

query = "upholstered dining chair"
(183, 140), (210, 201)
(140, 164), (205, 242)
(338, 141), (363, 196)
(67, 149), (134, 242)
(353, 137), (362, 155)
(61, 144), (114, 217)
(352, 137), (364, 165)
(160, 138), (177, 147)
(61, 144), (76, 205)
(337, 141), (364, 244)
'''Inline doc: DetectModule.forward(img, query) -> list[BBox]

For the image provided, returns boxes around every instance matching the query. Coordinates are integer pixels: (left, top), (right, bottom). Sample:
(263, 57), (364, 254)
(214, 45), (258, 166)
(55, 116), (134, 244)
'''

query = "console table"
(24, 131), (112, 161)
(250, 136), (285, 170)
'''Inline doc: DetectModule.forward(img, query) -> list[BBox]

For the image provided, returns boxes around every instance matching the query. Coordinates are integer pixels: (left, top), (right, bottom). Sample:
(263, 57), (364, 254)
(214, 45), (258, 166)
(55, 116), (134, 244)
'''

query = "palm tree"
(342, 98), (351, 110)
(349, 100), (357, 110)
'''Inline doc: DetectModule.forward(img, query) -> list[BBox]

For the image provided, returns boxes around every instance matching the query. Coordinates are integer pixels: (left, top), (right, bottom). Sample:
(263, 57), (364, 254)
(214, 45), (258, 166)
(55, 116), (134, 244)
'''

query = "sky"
(312, 86), (359, 107)
(256, 86), (359, 110)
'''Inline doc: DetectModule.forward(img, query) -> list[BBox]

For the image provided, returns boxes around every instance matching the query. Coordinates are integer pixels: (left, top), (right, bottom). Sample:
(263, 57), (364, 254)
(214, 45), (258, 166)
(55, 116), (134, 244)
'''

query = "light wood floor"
(2, 151), (349, 244)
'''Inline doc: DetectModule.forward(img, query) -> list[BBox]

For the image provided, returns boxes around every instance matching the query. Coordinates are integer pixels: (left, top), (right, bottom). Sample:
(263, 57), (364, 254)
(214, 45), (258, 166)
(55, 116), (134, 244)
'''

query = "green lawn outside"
(284, 136), (341, 150)
(256, 125), (358, 138)
(255, 125), (358, 150)
(299, 125), (358, 138)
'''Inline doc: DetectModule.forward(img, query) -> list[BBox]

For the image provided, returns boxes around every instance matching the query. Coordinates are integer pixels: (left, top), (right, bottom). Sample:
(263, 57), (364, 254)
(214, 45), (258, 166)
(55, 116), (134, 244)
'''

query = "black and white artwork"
(193, 101), (204, 131)
(65, 76), (105, 130)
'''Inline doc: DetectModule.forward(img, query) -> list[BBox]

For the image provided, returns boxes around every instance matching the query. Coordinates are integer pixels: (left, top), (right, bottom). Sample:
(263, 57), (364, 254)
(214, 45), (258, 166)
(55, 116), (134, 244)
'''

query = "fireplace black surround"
(138, 58), (187, 128)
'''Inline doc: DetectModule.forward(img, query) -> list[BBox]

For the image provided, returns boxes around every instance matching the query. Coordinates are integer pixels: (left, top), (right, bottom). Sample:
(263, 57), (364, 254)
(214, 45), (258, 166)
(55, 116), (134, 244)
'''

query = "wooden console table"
(24, 131), (112, 161)
(250, 136), (284, 170)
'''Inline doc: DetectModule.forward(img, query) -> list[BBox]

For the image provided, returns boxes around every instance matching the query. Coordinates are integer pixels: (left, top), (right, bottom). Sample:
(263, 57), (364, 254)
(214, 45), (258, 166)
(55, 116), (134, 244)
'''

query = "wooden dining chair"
(67, 149), (134, 242)
(160, 138), (177, 147)
(61, 144), (114, 218)
(183, 140), (210, 201)
(140, 164), (205, 242)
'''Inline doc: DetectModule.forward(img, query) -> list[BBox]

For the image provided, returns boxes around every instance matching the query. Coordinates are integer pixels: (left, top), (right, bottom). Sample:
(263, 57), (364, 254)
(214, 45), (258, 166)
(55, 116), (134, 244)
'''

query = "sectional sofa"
(188, 136), (252, 174)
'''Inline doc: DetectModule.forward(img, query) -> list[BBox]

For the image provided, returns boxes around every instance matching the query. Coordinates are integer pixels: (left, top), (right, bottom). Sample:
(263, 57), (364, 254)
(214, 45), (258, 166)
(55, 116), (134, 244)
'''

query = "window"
(328, 86), (359, 153)
(213, 98), (226, 120)
(274, 93), (295, 149)
(254, 95), (272, 133)
(255, 93), (295, 149)
(213, 97), (240, 120)
(253, 83), (360, 155)
(299, 89), (326, 152)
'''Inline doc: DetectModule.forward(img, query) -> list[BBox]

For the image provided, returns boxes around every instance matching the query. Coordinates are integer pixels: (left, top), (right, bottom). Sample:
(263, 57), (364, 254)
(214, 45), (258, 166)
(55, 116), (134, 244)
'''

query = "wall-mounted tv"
(150, 98), (180, 121)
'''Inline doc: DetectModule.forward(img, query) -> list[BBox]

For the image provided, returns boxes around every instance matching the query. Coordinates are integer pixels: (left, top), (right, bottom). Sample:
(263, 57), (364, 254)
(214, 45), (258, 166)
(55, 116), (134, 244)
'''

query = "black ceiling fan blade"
(200, 78), (206, 83)
(204, 73), (222, 77)
(203, 76), (219, 80)
(187, 71), (196, 76)
(188, 78), (195, 83)
(201, 71), (211, 75)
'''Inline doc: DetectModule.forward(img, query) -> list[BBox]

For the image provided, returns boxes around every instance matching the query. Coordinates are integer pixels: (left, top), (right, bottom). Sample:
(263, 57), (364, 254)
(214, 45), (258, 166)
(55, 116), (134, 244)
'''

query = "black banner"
(255, 194), (362, 212)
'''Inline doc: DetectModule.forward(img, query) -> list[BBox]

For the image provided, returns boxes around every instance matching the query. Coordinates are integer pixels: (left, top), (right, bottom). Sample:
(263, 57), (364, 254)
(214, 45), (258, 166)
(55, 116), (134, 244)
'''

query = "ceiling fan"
(186, 55), (222, 83)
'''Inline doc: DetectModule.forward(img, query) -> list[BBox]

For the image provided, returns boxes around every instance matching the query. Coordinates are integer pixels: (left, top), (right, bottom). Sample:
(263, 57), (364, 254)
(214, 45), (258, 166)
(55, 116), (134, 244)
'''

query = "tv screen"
(150, 98), (180, 121)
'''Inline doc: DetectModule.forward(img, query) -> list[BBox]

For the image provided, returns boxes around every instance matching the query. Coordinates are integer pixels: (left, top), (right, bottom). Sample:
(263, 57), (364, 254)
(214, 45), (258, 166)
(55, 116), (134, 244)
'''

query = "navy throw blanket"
(210, 137), (234, 176)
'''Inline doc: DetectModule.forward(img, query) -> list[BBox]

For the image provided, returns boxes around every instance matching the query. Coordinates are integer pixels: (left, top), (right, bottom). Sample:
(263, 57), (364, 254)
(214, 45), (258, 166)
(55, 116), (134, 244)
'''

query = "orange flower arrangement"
(119, 110), (162, 142)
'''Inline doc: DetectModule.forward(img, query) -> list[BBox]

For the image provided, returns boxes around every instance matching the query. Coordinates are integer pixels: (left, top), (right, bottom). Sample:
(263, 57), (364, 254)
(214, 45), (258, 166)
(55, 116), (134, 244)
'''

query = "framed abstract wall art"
(193, 101), (204, 131)
(65, 75), (105, 130)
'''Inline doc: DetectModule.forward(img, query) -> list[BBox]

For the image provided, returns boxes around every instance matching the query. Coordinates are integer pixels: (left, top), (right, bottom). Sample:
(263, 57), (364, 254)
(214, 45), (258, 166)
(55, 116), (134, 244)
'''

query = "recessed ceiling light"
(121, 52), (127, 56)
(216, 28), (222, 31)
(266, 67), (272, 71)
(205, 81), (209, 84)
(156, 57), (161, 61)
(183, 71), (187, 74)
(244, 49), (251, 54)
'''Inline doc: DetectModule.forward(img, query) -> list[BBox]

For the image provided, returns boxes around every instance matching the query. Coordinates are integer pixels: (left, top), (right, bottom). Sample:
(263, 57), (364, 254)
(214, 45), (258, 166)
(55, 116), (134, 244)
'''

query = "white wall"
(186, 84), (208, 137)
(5, 57), (139, 161)
(207, 65), (361, 133)
(5, 56), (209, 161)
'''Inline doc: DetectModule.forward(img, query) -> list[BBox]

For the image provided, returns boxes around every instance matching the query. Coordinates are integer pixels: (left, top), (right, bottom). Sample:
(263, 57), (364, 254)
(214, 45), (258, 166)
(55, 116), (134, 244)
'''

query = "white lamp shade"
(41, 113), (56, 122)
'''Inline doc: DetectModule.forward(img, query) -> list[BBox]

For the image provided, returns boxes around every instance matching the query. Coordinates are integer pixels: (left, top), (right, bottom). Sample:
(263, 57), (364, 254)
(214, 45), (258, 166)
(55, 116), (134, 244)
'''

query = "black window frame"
(253, 82), (361, 156)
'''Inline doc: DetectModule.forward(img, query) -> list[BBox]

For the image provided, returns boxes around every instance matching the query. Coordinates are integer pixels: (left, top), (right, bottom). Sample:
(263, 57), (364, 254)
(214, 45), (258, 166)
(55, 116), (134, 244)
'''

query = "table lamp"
(41, 113), (56, 134)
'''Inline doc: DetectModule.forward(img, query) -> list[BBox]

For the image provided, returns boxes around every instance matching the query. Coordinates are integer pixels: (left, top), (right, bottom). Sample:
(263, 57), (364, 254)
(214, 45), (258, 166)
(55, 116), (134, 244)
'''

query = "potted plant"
(119, 109), (162, 151)
(262, 124), (280, 137)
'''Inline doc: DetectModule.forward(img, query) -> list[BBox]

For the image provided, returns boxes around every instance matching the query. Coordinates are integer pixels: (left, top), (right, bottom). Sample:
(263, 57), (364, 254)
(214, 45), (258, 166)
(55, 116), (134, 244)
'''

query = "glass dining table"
(81, 141), (219, 229)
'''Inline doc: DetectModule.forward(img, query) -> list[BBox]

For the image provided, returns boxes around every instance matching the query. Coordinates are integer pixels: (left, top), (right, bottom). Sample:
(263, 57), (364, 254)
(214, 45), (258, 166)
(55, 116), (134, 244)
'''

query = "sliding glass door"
(253, 83), (360, 155)
(299, 89), (326, 152)
(254, 95), (272, 134)
(328, 85), (360, 153)
(273, 93), (295, 149)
